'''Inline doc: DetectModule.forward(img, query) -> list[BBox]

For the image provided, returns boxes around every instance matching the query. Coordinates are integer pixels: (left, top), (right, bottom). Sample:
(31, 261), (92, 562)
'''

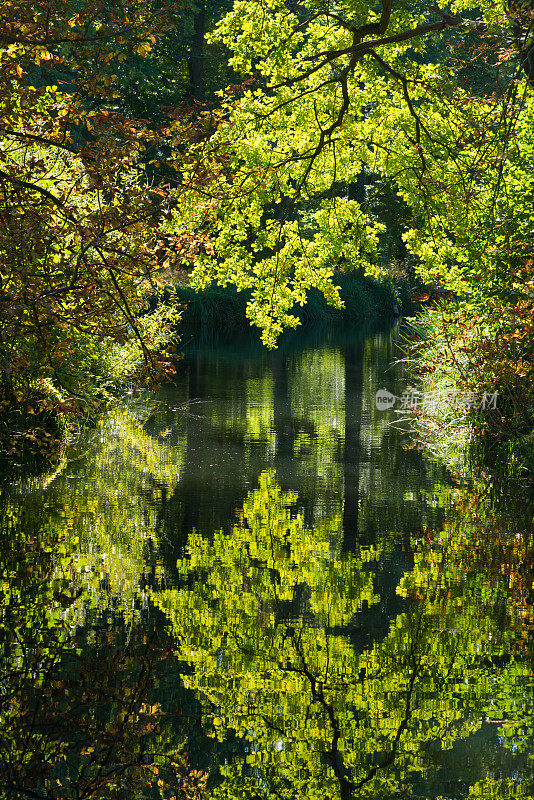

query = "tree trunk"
(188, 4), (206, 100)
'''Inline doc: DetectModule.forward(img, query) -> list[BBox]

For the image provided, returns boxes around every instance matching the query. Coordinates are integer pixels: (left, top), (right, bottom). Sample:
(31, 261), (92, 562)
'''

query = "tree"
(0, 0), (218, 418)
(98, 0), (236, 119)
(163, 0), (534, 472)
(161, 0), (534, 469)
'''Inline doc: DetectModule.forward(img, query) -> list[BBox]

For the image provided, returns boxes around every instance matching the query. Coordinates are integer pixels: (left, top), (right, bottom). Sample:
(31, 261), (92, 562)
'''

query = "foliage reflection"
(0, 499), (208, 800)
(157, 474), (534, 800)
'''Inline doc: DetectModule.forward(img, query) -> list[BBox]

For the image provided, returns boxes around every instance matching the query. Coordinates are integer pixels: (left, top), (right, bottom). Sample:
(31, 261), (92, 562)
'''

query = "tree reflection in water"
(0, 345), (533, 800)
(157, 473), (534, 800)
(0, 474), (207, 800)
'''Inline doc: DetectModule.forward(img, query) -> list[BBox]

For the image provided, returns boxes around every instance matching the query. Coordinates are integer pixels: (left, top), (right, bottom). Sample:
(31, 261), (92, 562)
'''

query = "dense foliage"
(158, 0), (534, 470)
(2, 4), (534, 797)
(3, 0), (534, 468)
(0, 0), (235, 457)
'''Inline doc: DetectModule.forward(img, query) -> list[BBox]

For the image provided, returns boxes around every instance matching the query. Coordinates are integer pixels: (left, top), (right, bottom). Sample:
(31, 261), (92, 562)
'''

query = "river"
(0, 324), (532, 800)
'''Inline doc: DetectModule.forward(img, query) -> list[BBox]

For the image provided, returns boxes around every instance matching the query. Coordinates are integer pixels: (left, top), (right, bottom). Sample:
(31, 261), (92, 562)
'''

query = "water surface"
(1, 325), (532, 800)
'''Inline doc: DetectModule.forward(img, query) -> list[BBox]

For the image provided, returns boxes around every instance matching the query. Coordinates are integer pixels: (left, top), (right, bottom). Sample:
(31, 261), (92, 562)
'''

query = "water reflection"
(154, 473), (534, 800)
(0, 499), (210, 800)
(6, 402), (184, 623)
(0, 326), (533, 800)
(154, 327), (446, 557)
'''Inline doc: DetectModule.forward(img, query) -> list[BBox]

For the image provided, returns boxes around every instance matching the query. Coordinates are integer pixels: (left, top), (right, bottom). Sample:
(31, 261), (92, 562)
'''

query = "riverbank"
(406, 310), (534, 497)
(0, 383), (68, 475)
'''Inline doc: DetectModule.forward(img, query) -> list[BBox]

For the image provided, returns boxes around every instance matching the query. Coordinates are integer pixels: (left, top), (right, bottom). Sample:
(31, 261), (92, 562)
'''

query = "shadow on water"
(0, 324), (533, 799)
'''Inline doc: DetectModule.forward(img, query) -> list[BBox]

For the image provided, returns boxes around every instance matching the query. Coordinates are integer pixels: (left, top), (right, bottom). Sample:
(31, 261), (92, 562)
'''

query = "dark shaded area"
(152, 272), (412, 343)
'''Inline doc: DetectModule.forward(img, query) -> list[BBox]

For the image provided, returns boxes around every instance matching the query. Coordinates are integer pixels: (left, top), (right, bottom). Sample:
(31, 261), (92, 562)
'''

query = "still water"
(1, 325), (533, 800)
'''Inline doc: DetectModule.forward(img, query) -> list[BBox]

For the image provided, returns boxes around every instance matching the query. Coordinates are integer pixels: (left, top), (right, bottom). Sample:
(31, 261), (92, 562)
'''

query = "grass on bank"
(403, 312), (534, 499)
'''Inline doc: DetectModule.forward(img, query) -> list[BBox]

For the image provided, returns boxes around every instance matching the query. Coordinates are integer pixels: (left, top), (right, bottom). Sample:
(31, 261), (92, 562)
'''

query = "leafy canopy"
(168, 1), (534, 346)
(0, 0), (222, 408)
